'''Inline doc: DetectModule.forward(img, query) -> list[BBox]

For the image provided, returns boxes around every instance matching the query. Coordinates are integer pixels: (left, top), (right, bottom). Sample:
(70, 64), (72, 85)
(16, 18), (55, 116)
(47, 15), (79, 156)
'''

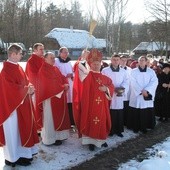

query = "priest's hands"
(141, 90), (148, 97)
(99, 85), (107, 92)
(64, 84), (69, 91)
(66, 73), (73, 78)
(162, 83), (169, 88)
(27, 84), (35, 95)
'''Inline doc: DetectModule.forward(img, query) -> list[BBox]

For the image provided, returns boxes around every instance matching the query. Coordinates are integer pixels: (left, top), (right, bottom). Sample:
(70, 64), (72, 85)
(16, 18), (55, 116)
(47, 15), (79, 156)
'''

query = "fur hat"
(162, 63), (170, 69)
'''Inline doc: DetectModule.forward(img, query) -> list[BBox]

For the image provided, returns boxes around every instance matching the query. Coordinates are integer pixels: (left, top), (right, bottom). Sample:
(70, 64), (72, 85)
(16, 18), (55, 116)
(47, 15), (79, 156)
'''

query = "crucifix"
(93, 116), (100, 125)
(95, 96), (102, 104)
(96, 78), (102, 84)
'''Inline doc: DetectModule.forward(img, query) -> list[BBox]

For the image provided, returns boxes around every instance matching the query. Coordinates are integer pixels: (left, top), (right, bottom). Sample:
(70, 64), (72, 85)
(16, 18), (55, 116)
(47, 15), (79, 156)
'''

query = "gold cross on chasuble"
(93, 116), (100, 125)
(96, 78), (102, 84)
(96, 96), (102, 104)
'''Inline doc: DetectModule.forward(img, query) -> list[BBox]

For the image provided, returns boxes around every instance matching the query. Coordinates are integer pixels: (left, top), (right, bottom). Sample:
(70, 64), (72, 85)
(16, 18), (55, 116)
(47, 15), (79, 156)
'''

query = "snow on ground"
(1, 61), (170, 169)
(2, 128), (170, 170)
(0, 128), (137, 170)
(118, 137), (170, 170)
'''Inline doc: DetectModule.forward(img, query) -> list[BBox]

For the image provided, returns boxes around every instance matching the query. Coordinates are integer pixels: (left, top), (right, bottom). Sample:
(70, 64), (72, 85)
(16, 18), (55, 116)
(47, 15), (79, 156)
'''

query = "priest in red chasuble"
(25, 43), (45, 86)
(73, 49), (90, 136)
(0, 44), (39, 167)
(37, 52), (71, 146)
(80, 49), (114, 151)
(25, 43), (45, 129)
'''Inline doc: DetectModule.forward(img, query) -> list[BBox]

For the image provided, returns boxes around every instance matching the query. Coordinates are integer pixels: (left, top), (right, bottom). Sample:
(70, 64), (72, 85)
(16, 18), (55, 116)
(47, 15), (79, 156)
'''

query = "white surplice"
(78, 60), (90, 82)
(3, 110), (38, 162)
(129, 67), (158, 109)
(54, 58), (73, 103)
(102, 66), (129, 109)
(41, 98), (70, 145)
(122, 66), (132, 101)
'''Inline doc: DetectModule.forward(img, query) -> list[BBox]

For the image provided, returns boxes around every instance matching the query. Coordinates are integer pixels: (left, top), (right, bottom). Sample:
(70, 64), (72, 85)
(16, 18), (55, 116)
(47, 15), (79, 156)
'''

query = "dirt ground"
(71, 119), (170, 170)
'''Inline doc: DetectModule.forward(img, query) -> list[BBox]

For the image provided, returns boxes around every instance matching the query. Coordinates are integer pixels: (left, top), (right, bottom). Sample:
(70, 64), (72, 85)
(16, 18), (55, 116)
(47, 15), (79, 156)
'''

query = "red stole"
(0, 62), (39, 147)
(80, 71), (114, 139)
(25, 54), (44, 87)
(37, 62), (70, 130)
(72, 61), (84, 136)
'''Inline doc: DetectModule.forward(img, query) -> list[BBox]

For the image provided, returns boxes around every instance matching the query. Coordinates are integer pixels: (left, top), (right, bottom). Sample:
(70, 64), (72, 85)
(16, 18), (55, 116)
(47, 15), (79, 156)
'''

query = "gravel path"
(71, 120), (170, 170)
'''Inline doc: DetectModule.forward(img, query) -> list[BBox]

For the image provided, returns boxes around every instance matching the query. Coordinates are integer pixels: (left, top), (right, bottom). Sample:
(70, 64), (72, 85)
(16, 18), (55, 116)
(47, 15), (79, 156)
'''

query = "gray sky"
(39, 0), (151, 24)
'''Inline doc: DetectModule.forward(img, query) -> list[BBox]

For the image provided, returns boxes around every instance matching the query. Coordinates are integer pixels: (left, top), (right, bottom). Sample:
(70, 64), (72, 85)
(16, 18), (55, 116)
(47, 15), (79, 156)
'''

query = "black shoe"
(159, 117), (163, 121)
(142, 129), (147, 134)
(28, 158), (33, 161)
(54, 140), (62, 146)
(117, 133), (123, 137)
(16, 158), (31, 166)
(101, 142), (108, 147)
(89, 144), (95, 151)
(20, 157), (33, 162)
(5, 160), (16, 167)
(32, 152), (38, 156)
(164, 118), (168, 122)
(109, 133), (113, 137)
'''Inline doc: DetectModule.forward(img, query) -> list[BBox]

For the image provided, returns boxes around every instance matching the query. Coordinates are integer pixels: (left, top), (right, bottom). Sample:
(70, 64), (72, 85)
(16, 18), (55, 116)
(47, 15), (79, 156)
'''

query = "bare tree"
(0, 0), (155, 59)
(115, 0), (128, 53)
(146, 0), (170, 57)
(95, 0), (129, 55)
(95, 0), (116, 55)
(1, 0), (22, 42)
(18, 0), (33, 46)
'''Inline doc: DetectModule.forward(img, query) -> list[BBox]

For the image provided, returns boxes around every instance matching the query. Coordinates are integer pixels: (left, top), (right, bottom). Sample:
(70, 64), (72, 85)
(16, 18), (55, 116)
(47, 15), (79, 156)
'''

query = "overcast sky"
(38, 0), (152, 24)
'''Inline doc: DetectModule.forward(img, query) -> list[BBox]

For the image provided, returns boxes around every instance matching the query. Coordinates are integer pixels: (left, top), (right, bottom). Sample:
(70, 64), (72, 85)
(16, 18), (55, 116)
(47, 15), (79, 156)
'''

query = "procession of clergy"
(0, 42), (170, 167)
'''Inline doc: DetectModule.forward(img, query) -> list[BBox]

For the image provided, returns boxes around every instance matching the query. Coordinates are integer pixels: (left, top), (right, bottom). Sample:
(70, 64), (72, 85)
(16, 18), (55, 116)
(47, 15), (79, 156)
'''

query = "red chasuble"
(80, 71), (114, 140)
(37, 62), (71, 130)
(0, 62), (39, 147)
(0, 74), (5, 146)
(25, 54), (45, 86)
(25, 54), (44, 129)
(72, 61), (84, 135)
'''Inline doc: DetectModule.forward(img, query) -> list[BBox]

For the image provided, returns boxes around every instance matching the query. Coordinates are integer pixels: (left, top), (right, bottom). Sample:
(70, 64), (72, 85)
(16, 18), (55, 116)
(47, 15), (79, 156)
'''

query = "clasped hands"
(99, 85), (107, 92)
(64, 84), (69, 91)
(66, 73), (73, 78)
(141, 89), (148, 97)
(27, 83), (35, 95)
(162, 83), (170, 88)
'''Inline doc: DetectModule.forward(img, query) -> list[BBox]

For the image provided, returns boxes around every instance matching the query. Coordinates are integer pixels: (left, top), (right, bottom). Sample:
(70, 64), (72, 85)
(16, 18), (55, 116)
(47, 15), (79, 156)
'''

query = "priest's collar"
(120, 66), (127, 70)
(32, 53), (43, 58)
(90, 70), (100, 73)
(110, 65), (120, 72)
(58, 56), (71, 63)
(138, 65), (147, 72)
(7, 60), (18, 65)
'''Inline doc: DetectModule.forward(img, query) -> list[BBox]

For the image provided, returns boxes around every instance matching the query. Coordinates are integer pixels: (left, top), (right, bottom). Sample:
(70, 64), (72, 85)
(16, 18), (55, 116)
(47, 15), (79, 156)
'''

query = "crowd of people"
(0, 43), (170, 167)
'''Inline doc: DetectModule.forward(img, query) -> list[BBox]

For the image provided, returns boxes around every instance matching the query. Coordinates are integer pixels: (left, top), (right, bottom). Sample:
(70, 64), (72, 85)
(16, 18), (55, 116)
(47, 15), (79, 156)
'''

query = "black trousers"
(68, 103), (75, 125)
(128, 107), (155, 132)
(110, 109), (124, 135)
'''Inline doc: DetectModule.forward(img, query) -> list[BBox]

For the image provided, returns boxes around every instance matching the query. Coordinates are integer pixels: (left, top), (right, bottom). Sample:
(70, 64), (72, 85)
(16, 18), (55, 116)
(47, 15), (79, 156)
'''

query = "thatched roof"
(45, 28), (106, 49)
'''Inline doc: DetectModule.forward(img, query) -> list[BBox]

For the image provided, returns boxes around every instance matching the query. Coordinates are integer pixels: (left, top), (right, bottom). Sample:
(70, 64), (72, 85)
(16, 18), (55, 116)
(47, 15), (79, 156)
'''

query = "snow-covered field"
(0, 128), (137, 170)
(1, 128), (170, 170)
(118, 137), (170, 170)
